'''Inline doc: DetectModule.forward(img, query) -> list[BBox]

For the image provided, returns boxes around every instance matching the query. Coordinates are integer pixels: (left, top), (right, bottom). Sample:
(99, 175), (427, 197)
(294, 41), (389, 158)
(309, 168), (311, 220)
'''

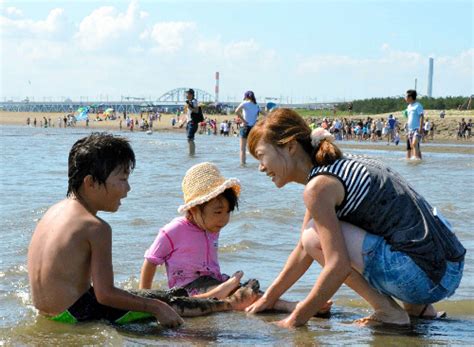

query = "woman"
(235, 91), (261, 165)
(245, 108), (465, 328)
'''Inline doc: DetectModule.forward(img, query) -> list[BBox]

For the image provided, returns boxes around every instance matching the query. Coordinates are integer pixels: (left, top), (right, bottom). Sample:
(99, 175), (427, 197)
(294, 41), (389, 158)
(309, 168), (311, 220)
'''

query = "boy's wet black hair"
(67, 133), (135, 197)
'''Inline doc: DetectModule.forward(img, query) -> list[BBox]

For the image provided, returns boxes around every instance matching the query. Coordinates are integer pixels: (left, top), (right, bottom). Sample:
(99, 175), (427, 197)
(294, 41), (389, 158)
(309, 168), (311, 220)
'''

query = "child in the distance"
(139, 162), (244, 299)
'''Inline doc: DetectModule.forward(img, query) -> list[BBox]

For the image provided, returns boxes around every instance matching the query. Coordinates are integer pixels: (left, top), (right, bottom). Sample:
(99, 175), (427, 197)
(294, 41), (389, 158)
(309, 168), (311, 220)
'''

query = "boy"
(27, 133), (258, 327)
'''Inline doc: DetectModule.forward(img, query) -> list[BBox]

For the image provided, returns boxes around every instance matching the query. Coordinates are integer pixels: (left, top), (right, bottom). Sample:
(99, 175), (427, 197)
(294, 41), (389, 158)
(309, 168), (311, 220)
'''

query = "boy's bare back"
(28, 198), (107, 315)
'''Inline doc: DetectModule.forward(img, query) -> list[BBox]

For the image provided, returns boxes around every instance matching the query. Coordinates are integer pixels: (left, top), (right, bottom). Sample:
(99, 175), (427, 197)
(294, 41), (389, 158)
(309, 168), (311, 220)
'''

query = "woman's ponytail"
(310, 128), (343, 166)
(315, 139), (342, 166)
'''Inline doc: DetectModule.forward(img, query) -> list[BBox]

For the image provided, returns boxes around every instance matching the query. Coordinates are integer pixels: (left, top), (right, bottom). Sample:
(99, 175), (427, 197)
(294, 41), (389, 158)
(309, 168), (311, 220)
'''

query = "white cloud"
(5, 6), (23, 17)
(436, 49), (473, 75)
(147, 21), (196, 53)
(74, 0), (143, 50)
(296, 44), (425, 74)
(196, 37), (277, 69)
(0, 8), (70, 40)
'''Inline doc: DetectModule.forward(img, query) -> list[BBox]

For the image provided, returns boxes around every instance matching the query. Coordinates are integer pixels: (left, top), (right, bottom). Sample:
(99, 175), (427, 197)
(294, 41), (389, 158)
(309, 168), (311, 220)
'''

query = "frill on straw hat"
(310, 127), (334, 148)
(178, 162), (241, 213)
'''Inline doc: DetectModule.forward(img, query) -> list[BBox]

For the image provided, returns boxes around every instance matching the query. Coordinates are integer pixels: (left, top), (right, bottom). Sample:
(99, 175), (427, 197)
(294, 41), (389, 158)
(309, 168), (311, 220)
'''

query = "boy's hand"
(154, 302), (184, 328)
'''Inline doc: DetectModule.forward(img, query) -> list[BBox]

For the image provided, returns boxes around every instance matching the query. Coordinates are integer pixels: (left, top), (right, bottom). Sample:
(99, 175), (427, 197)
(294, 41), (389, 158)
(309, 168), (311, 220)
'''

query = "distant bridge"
(0, 85), (342, 113)
(0, 87), (218, 113)
(157, 88), (215, 103)
(0, 101), (149, 114)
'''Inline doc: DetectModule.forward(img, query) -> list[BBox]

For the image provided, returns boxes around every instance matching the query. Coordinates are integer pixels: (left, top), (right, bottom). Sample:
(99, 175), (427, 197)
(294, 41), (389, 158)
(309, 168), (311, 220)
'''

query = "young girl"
(139, 162), (243, 299)
(140, 161), (332, 316)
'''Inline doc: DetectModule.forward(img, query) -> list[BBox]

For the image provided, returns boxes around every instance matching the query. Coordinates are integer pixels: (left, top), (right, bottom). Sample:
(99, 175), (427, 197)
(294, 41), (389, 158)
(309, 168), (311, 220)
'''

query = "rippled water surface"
(1, 126), (473, 345)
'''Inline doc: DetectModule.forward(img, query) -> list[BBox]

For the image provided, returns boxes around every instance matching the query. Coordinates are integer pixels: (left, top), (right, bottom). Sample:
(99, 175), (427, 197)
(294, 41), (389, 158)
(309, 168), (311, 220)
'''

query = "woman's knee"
(301, 220), (322, 250)
(303, 220), (367, 271)
(301, 221), (323, 262)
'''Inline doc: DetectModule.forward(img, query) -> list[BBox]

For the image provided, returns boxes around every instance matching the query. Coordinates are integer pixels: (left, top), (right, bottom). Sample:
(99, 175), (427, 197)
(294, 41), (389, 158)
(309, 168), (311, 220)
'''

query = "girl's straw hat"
(178, 162), (241, 213)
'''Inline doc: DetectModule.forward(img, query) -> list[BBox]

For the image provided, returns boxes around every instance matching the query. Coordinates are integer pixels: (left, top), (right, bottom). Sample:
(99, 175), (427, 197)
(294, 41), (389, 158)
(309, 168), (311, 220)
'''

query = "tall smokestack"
(215, 72), (219, 103)
(427, 57), (434, 97)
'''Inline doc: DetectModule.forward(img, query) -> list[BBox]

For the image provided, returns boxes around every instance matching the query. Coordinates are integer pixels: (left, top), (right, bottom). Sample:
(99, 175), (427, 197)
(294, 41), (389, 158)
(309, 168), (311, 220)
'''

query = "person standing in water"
(184, 88), (200, 156)
(404, 89), (424, 160)
(245, 109), (465, 328)
(235, 91), (261, 166)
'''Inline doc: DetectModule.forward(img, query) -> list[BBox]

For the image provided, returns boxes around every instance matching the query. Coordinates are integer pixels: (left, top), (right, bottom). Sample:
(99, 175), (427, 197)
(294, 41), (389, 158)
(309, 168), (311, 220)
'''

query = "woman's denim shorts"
(362, 233), (464, 304)
(239, 125), (253, 139)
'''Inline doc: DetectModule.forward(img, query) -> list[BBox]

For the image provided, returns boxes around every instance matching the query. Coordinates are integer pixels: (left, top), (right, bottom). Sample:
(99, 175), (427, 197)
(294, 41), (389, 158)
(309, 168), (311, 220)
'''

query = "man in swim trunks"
(27, 133), (259, 327)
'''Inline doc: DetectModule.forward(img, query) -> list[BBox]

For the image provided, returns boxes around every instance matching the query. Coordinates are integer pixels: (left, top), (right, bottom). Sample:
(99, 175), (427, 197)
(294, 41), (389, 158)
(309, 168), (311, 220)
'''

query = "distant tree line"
(336, 96), (470, 114)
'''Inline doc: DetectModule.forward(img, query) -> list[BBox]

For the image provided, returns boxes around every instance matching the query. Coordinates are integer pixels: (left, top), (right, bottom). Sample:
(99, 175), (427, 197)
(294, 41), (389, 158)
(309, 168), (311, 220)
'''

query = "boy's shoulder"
(53, 199), (111, 236)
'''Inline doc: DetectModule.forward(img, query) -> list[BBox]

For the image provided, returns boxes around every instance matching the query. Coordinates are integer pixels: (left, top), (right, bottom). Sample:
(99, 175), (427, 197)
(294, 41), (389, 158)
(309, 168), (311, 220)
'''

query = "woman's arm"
(277, 175), (351, 328)
(246, 210), (314, 313)
(234, 103), (246, 124)
(139, 259), (157, 289)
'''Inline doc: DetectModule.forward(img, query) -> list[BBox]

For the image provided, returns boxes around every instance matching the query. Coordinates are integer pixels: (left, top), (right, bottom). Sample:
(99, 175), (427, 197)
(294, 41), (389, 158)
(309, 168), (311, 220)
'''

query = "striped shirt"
(306, 154), (465, 284)
(308, 155), (371, 218)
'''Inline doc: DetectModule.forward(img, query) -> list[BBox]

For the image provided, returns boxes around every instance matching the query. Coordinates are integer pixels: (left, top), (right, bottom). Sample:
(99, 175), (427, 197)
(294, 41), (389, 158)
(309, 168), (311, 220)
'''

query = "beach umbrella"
(75, 106), (90, 121)
(266, 102), (277, 111)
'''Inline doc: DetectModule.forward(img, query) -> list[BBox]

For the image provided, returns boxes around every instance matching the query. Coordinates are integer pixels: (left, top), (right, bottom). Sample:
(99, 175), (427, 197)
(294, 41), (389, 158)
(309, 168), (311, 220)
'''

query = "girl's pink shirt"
(144, 216), (224, 288)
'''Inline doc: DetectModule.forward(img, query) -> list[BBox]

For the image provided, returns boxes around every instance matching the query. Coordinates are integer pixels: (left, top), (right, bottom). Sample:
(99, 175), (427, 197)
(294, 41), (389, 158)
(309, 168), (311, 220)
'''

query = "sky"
(0, 0), (472, 103)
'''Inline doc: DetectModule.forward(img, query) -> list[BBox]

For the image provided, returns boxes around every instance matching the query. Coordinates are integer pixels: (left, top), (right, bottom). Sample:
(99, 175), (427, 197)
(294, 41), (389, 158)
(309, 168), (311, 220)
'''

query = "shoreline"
(1, 111), (473, 155)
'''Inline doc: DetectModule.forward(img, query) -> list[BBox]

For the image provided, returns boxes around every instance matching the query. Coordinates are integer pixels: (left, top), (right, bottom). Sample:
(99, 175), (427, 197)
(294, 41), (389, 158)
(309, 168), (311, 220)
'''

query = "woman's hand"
(245, 294), (274, 314)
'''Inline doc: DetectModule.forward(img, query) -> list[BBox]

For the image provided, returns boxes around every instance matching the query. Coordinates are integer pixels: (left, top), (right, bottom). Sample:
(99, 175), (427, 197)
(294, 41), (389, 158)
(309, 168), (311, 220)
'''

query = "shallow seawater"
(1, 125), (473, 345)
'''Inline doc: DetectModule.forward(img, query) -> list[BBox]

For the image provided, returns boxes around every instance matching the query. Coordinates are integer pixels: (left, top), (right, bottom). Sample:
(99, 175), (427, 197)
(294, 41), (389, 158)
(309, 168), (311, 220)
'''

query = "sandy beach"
(1, 110), (473, 155)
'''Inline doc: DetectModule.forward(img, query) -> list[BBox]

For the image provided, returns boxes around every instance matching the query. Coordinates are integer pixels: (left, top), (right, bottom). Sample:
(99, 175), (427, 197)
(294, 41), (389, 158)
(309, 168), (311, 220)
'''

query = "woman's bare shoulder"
(304, 175), (345, 207)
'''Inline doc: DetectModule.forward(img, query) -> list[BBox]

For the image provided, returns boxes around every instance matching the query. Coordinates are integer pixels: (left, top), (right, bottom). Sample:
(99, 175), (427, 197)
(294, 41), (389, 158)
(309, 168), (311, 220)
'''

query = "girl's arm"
(277, 175), (350, 328)
(246, 210), (314, 313)
(139, 259), (157, 289)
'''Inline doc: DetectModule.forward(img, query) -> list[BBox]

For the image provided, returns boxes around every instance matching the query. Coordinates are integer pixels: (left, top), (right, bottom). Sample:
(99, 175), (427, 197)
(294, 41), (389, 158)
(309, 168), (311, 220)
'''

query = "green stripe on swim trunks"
(49, 310), (78, 324)
(114, 311), (153, 325)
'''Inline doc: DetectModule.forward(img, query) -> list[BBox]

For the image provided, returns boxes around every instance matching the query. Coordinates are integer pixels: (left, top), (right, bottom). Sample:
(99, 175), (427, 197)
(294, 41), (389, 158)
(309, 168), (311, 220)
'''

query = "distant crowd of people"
(307, 115), (403, 145)
(123, 112), (161, 132)
(24, 109), (472, 145)
(457, 118), (472, 140)
(26, 115), (77, 128)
